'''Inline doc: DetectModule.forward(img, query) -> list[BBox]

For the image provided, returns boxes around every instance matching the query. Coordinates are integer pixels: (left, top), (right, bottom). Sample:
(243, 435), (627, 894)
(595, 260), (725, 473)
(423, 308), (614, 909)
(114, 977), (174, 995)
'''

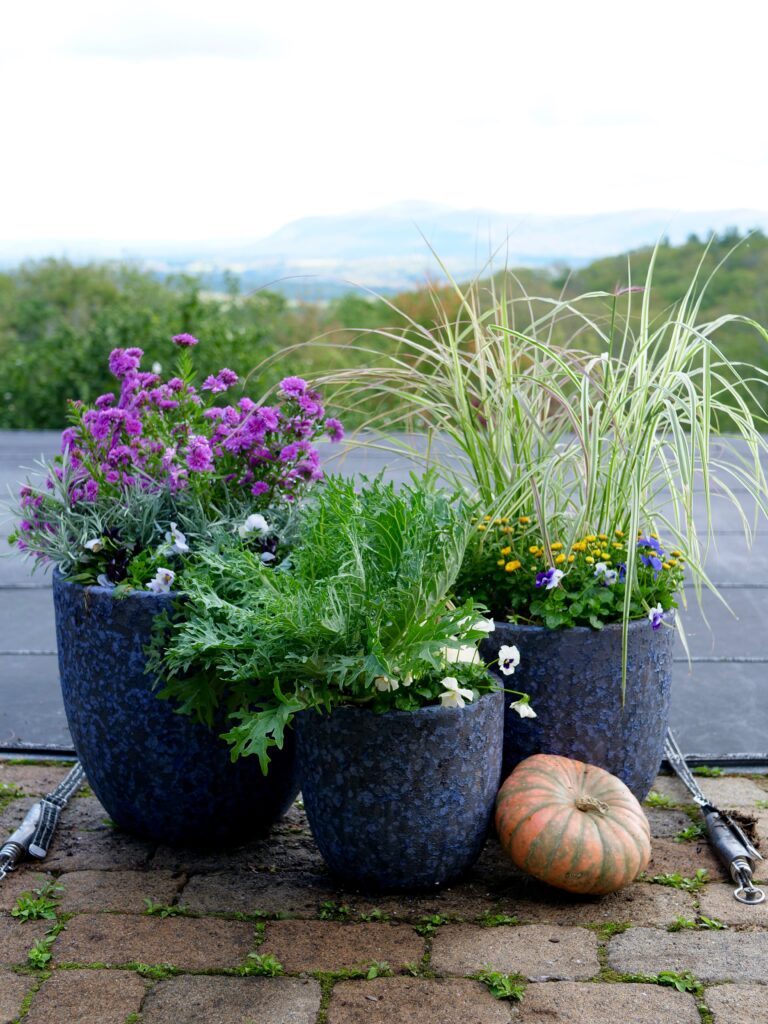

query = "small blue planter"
(52, 572), (299, 846)
(295, 689), (504, 891)
(480, 617), (674, 800)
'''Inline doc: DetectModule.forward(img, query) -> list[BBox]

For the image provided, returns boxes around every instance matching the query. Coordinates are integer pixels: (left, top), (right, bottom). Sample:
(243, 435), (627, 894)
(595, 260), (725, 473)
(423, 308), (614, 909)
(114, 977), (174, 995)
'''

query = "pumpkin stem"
(575, 795), (610, 816)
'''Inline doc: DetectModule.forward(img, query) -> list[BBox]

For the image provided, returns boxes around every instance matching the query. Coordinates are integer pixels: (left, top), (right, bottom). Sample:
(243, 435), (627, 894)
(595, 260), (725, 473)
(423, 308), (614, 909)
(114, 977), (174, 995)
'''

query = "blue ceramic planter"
(295, 689), (504, 891)
(480, 616), (674, 800)
(52, 572), (299, 846)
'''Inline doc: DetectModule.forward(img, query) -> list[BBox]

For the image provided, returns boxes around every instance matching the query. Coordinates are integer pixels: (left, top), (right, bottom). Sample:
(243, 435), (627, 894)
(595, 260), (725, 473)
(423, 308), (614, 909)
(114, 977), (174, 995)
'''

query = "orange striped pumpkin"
(495, 754), (651, 894)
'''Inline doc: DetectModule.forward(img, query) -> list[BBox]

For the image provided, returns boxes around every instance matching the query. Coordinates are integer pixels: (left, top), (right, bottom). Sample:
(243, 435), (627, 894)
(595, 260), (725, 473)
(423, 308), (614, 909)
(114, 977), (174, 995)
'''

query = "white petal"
(510, 700), (537, 719)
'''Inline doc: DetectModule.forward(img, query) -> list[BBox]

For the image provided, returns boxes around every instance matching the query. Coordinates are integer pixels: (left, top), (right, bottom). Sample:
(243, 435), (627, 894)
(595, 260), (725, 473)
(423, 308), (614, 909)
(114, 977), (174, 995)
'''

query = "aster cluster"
(11, 334), (344, 581)
(457, 516), (684, 631)
(58, 340), (342, 506)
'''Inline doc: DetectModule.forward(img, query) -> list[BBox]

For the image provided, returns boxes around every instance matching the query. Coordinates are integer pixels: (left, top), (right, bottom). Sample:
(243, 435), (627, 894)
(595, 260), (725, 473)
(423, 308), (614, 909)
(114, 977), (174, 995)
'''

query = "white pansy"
(238, 513), (270, 539)
(442, 644), (480, 665)
(401, 672), (413, 687)
(438, 676), (475, 709)
(459, 616), (494, 634)
(374, 676), (399, 692)
(260, 551), (276, 563)
(146, 567), (176, 593)
(510, 699), (537, 719)
(96, 573), (115, 589)
(165, 522), (189, 554)
(498, 644), (521, 676)
(84, 537), (103, 553)
(594, 562), (617, 585)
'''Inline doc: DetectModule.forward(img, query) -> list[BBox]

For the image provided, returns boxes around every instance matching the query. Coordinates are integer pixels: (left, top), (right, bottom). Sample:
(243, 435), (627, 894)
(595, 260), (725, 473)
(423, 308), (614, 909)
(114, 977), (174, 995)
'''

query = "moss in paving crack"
(589, 921), (631, 941)
(143, 899), (191, 918)
(478, 911), (521, 927)
(358, 908), (390, 922)
(123, 1015), (142, 1024)
(11, 971), (49, 1021)
(0, 780), (23, 812)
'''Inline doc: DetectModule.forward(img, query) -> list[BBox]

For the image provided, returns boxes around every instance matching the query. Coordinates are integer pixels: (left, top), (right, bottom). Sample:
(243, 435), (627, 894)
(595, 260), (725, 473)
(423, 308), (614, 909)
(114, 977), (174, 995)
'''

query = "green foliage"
(358, 908), (390, 922)
(674, 822), (707, 843)
(474, 967), (526, 1001)
(667, 915), (697, 932)
(650, 869), (709, 892)
(143, 899), (189, 918)
(154, 476), (504, 770)
(691, 765), (724, 777)
(12, 881), (62, 922)
(27, 936), (55, 969)
(414, 914), (449, 936)
(364, 960), (393, 979)
(756, 800), (768, 810)
(698, 915), (727, 930)
(655, 970), (700, 993)
(644, 791), (675, 808)
(243, 952), (284, 977)
(318, 901), (352, 921)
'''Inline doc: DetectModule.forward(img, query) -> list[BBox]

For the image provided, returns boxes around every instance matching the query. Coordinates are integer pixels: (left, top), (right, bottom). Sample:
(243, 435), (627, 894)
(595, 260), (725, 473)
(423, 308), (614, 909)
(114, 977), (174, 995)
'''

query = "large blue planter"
(480, 617), (674, 800)
(295, 689), (504, 891)
(52, 572), (299, 846)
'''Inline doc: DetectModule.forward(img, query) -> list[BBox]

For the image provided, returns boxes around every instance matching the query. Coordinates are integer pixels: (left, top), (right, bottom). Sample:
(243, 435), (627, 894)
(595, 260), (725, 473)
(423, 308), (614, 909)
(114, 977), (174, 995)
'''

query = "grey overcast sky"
(1, 0), (766, 241)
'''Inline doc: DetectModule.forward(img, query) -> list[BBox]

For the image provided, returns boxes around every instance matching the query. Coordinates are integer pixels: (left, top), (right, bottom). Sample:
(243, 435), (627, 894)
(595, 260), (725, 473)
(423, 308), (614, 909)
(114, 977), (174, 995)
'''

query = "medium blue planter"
(295, 689), (504, 891)
(52, 572), (299, 846)
(480, 616), (674, 800)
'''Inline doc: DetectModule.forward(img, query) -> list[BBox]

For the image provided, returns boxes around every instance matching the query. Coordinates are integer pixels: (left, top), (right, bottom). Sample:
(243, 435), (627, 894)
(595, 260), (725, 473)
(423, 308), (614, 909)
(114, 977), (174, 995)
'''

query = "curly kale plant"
(153, 476), (516, 771)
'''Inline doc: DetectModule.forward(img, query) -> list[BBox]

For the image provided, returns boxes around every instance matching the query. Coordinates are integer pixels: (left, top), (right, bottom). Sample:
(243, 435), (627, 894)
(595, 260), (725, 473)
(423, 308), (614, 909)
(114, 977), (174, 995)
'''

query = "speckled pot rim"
(490, 610), (676, 637)
(306, 688), (501, 723)
(53, 567), (180, 601)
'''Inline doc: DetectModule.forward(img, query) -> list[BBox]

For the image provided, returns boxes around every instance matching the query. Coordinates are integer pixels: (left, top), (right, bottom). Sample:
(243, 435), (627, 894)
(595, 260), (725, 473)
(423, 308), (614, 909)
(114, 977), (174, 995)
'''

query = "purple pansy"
(535, 567), (564, 590)
(637, 536), (664, 576)
(648, 604), (665, 630)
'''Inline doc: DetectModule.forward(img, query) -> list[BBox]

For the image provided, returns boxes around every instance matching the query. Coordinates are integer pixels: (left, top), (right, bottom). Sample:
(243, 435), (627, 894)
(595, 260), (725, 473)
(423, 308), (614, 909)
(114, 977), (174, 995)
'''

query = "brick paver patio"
(1, 762), (766, 1022)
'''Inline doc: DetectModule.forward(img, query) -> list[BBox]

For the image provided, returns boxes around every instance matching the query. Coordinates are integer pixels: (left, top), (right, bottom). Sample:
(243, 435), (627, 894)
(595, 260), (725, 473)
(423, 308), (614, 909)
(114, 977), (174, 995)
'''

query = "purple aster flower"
(250, 480), (270, 496)
(278, 442), (303, 463)
(95, 393), (115, 409)
(279, 376), (308, 398)
(325, 417), (344, 442)
(187, 436), (213, 472)
(535, 567), (565, 590)
(84, 479), (99, 501)
(60, 428), (77, 452)
(201, 374), (226, 394)
(298, 394), (324, 418)
(172, 333), (199, 347)
(108, 347), (143, 378)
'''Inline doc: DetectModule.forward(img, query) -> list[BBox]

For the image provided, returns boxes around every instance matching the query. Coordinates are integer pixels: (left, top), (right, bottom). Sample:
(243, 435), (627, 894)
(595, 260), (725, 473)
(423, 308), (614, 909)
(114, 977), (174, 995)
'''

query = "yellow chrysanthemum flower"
(555, 553), (566, 564)
(500, 546), (512, 556)
(519, 516), (531, 524)
(505, 560), (522, 572)
(551, 542), (564, 551)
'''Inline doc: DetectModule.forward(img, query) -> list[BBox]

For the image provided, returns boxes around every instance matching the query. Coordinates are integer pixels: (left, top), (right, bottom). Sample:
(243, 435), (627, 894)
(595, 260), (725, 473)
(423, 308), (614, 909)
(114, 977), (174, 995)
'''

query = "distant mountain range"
(3, 202), (767, 299)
